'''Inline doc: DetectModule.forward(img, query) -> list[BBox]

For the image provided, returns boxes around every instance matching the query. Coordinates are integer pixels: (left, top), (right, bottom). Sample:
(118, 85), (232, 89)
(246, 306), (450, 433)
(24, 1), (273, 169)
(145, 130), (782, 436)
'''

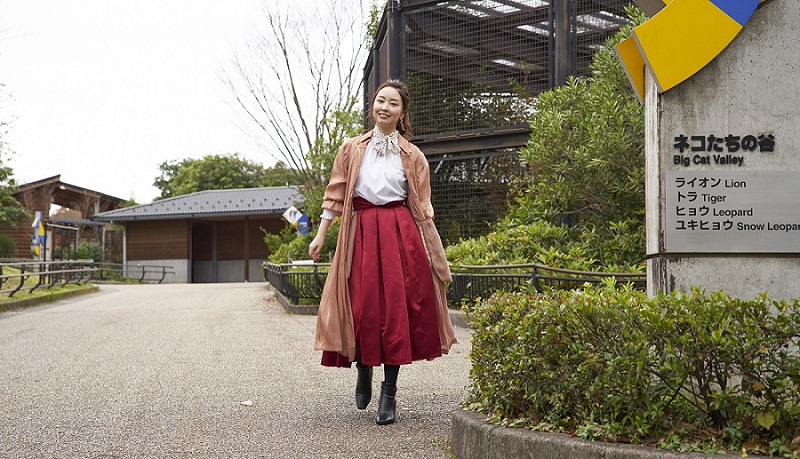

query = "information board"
(665, 170), (800, 252)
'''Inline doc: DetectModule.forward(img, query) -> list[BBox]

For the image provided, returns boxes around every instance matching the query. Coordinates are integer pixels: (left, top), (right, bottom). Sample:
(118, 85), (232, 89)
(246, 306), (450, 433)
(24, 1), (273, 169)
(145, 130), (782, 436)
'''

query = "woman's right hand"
(308, 216), (333, 262)
(308, 235), (324, 261)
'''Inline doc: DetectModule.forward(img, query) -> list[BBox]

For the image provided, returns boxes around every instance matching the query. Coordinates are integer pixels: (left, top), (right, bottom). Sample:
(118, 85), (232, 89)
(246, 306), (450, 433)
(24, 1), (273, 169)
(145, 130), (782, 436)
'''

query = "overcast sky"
(0, 0), (328, 204)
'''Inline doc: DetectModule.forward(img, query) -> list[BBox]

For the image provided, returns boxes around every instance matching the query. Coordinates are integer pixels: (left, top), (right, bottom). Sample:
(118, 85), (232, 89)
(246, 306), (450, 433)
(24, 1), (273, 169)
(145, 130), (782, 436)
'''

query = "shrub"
(76, 241), (103, 261)
(446, 6), (648, 272)
(0, 234), (15, 258)
(262, 220), (339, 264)
(466, 283), (800, 456)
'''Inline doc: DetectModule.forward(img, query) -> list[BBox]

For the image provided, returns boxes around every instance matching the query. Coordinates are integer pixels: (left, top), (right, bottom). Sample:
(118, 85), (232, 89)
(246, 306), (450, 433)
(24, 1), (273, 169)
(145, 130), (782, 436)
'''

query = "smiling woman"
(308, 79), (457, 426)
(371, 85), (405, 135)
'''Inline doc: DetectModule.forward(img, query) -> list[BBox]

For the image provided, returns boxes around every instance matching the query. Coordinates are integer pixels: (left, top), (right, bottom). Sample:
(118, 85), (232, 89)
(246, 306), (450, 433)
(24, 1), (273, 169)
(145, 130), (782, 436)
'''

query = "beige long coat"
(313, 131), (457, 362)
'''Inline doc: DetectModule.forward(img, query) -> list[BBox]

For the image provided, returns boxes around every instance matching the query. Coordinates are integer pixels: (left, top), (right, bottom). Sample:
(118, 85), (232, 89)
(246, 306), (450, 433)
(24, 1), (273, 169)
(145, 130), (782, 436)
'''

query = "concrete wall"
(248, 259), (267, 282)
(191, 259), (268, 283)
(128, 259), (268, 284)
(647, 1), (800, 301)
(126, 259), (189, 284)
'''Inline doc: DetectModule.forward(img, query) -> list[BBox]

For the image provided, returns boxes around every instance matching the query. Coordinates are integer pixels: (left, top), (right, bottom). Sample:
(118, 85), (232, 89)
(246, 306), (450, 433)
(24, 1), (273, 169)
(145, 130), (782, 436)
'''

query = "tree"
(223, 0), (376, 187)
(221, 1), (380, 263)
(0, 160), (27, 227)
(153, 153), (299, 200)
(0, 83), (29, 227)
(512, 7), (647, 268)
(446, 7), (648, 271)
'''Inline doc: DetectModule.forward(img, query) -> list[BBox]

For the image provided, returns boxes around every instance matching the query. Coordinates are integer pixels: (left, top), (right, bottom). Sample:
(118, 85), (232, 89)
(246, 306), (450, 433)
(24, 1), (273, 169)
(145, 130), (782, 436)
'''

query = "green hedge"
(0, 234), (15, 258)
(466, 282), (800, 456)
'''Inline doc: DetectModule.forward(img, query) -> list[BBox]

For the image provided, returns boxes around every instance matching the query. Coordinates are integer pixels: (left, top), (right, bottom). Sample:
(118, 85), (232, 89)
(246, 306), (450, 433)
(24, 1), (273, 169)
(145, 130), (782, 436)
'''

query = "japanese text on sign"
(666, 171), (800, 253)
(672, 133), (775, 167)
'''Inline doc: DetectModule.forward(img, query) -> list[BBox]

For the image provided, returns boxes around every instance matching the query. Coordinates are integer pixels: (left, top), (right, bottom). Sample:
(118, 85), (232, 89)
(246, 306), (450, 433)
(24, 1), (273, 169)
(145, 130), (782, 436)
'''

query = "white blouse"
(320, 132), (408, 220)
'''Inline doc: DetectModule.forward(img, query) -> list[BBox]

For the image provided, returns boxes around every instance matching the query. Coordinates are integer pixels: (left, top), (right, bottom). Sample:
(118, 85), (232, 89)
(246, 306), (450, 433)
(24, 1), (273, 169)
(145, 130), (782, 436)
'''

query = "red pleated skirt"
(321, 197), (443, 367)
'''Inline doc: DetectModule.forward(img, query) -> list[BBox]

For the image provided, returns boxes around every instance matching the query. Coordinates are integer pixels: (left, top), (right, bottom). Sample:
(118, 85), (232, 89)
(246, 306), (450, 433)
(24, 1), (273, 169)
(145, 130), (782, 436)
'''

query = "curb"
(451, 410), (767, 459)
(271, 287), (319, 315)
(448, 308), (470, 328)
(0, 284), (100, 314)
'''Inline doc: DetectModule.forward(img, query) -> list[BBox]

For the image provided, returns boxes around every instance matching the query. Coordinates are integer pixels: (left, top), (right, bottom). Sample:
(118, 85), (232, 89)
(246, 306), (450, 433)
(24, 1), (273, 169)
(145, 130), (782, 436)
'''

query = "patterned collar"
(372, 128), (400, 156)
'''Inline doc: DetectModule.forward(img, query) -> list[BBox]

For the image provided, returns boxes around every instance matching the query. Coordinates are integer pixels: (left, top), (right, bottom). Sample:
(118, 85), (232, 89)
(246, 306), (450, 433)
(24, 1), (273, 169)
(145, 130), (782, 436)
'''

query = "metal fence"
(448, 263), (646, 303)
(263, 263), (329, 304)
(0, 260), (176, 298)
(263, 262), (645, 307)
(0, 260), (97, 298)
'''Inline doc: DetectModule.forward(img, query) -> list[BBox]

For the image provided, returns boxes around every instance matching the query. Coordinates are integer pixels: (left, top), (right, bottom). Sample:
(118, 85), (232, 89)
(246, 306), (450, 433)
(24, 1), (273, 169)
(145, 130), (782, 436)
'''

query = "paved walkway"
(0, 283), (472, 458)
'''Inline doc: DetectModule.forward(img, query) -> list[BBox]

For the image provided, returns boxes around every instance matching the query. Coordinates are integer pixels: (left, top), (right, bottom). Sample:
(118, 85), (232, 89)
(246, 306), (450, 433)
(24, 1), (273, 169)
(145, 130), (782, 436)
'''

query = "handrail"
(90, 262), (176, 284)
(452, 263), (645, 278)
(0, 261), (98, 298)
(1, 260), (177, 299)
(268, 261), (643, 277)
(263, 262), (646, 306)
(268, 262), (332, 268)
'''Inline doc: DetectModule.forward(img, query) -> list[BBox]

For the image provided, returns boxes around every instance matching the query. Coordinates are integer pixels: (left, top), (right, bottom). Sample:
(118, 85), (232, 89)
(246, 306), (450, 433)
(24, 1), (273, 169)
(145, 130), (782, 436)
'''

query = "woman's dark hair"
(367, 79), (413, 138)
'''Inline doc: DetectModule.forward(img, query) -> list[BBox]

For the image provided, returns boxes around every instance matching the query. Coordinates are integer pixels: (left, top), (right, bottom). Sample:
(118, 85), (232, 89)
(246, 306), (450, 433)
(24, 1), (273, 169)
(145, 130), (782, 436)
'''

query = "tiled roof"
(91, 186), (301, 222)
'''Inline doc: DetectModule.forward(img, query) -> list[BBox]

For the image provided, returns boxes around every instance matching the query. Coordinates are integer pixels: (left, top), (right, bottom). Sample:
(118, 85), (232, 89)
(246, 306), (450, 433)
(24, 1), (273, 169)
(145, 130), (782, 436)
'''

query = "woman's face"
(372, 86), (404, 134)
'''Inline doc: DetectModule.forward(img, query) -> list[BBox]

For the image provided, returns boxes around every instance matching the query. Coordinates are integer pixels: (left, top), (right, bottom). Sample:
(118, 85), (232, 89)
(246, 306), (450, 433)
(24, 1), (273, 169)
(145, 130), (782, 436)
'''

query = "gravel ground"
(0, 283), (472, 458)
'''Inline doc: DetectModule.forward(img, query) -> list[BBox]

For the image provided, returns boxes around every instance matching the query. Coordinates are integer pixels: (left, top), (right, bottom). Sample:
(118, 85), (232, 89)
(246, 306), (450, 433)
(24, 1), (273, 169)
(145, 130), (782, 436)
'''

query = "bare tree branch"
(222, 0), (371, 186)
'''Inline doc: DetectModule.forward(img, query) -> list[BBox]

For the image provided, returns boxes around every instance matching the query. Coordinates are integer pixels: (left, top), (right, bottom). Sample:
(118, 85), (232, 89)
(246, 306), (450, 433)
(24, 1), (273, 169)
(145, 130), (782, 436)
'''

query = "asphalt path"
(0, 283), (472, 458)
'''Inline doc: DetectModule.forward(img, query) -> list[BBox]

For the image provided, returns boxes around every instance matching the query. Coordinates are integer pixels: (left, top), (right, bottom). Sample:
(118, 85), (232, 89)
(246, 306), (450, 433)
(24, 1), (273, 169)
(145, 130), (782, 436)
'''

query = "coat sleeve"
(415, 155), (436, 221)
(321, 140), (351, 214)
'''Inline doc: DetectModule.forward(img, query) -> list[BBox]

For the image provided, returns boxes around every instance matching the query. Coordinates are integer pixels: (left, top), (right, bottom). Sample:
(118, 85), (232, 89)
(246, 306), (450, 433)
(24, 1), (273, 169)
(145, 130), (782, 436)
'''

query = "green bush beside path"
(466, 282), (800, 457)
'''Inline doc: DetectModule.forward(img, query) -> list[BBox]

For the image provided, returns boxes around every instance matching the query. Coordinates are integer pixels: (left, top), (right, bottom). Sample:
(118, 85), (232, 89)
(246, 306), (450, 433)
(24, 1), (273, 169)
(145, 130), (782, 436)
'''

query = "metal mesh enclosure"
(366, 0), (630, 244)
(575, 2), (631, 76)
(404, 1), (545, 135)
(400, 0), (629, 137)
(428, 149), (525, 245)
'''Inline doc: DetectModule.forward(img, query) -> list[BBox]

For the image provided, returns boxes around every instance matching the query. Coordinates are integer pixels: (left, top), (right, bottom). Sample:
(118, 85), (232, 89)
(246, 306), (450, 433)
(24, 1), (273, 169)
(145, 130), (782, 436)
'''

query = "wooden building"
(0, 175), (124, 259)
(91, 187), (300, 283)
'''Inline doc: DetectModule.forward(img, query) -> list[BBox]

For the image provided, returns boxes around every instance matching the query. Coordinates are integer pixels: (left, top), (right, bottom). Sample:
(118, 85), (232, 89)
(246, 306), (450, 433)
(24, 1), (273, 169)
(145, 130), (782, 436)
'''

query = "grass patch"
(435, 437), (458, 459)
(0, 283), (93, 303)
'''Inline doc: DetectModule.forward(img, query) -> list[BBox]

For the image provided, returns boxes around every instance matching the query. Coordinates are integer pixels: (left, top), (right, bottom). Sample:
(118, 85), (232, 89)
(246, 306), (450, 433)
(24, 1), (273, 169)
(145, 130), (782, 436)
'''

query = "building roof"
(17, 174), (125, 208)
(91, 186), (301, 222)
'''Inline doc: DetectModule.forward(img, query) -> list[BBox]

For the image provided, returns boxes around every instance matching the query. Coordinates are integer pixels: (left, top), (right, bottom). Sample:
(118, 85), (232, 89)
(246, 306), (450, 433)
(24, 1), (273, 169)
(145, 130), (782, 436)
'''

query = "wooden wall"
(126, 216), (285, 261)
(126, 220), (190, 261)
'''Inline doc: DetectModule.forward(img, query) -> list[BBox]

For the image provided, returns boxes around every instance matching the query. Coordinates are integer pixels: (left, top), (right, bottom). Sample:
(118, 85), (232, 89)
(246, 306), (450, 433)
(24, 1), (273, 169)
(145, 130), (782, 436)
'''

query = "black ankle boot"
(355, 365), (373, 409)
(376, 382), (397, 425)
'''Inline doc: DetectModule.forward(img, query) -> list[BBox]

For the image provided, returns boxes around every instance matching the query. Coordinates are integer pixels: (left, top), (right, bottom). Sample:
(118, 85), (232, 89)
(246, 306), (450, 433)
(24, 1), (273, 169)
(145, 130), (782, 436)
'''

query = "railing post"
(530, 265), (544, 293)
(45, 263), (58, 289)
(10, 264), (26, 297)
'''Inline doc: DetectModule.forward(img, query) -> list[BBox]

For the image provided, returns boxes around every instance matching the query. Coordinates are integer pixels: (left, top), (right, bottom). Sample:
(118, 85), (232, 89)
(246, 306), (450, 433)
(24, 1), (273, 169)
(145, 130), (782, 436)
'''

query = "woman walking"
(308, 79), (457, 425)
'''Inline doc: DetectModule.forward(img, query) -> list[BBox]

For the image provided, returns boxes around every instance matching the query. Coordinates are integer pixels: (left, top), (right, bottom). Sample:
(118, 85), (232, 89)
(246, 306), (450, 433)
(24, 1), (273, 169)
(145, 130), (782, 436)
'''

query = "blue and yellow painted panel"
(616, 0), (768, 102)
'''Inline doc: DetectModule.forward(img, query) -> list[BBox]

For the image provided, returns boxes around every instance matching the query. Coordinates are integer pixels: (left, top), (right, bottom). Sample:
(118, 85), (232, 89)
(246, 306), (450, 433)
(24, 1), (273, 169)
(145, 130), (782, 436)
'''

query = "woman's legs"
(377, 364), (400, 425)
(355, 360), (373, 410)
(353, 361), (400, 422)
(383, 364), (399, 386)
